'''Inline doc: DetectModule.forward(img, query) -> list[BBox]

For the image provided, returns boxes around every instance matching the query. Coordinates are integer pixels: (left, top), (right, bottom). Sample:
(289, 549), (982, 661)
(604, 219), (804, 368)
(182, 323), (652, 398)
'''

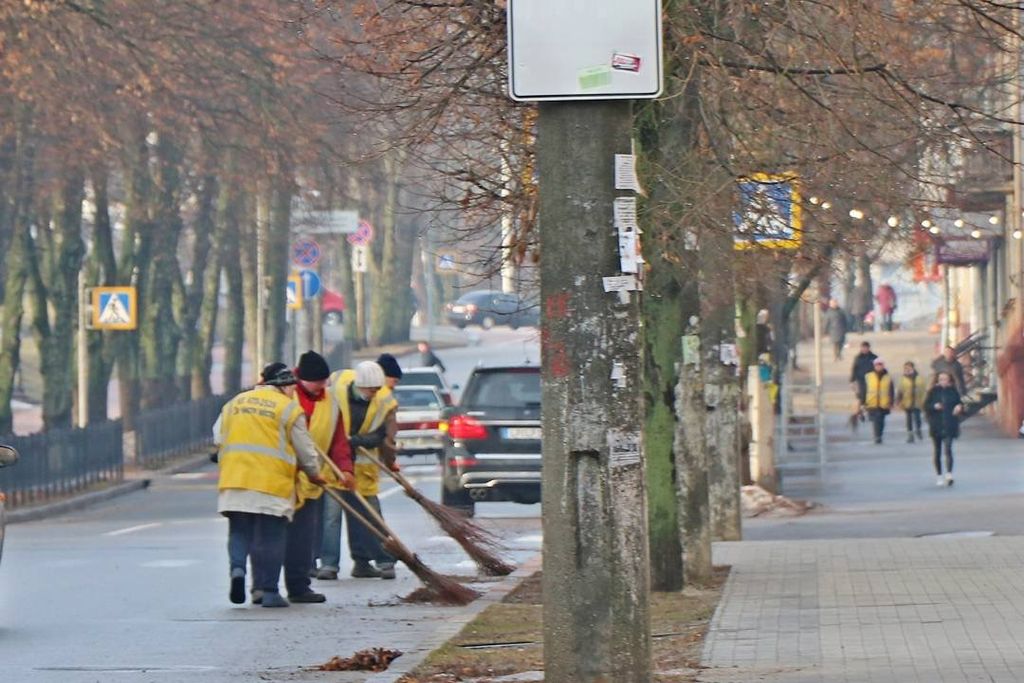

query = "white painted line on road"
(378, 476), (440, 500)
(140, 559), (200, 568)
(514, 534), (543, 544)
(171, 472), (209, 480)
(427, 535), (458, 544)
(104, 522), (162, 537)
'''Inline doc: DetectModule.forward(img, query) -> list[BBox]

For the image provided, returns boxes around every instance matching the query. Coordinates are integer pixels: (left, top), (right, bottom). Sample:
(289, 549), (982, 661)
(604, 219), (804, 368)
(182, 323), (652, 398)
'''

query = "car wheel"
(509, 318), (520, 330)
(323, 311), (344, 326)
(456, 321), (467, 329)
(481, 315), (496, 330)
(441, 486), (476, 517)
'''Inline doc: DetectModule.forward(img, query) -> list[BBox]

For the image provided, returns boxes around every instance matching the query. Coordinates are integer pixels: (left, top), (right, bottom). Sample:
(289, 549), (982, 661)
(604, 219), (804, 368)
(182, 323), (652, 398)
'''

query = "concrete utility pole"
(700, 225), (742, 542)
(538, 101), (651, 682)
(677, 320), (712, 585)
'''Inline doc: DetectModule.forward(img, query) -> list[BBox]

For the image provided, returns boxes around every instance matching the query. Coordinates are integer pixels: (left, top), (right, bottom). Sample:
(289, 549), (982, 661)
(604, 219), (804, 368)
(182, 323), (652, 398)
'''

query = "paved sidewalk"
(701, 537), (1024, 683)
(702, 328), (1024, 681)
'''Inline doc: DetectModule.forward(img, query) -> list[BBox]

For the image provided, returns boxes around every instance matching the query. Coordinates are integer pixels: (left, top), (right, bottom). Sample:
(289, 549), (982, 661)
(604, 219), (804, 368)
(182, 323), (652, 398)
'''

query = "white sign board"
(352, 244), (370, 274)
(292, 207), (359, 235)
(507, 0), (663, 101)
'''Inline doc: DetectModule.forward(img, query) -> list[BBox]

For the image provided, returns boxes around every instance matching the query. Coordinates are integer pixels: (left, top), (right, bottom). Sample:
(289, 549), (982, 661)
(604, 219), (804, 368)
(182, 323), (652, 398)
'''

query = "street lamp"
(887, 216), (899, 228)
(821, 201), (831, 210)
(989, 215), (1000, 225)
(954, 218), (964, 228)
(849, 209), (864, 220)
(929, 226), (941, 235)
(971, 229), (982, 239)
(922, 219), (932, 228)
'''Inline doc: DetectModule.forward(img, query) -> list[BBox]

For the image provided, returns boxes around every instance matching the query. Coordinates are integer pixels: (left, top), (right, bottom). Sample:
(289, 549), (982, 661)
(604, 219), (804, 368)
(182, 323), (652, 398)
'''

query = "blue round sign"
(299, 269), (321, 298)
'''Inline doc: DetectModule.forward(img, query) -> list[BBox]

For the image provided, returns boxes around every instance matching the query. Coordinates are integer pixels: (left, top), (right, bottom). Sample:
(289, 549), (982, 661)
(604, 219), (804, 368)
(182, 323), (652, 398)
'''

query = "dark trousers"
(343, 492), (394, 565)
(833, 341), (844, 361)
(882, 311), (894, 331)
(283, 497), (320, 596)
(226, 511), (287, 594)
(868, 409), (887, 441)
(932, 437), (954, 474)
(905, 409), (923, 435)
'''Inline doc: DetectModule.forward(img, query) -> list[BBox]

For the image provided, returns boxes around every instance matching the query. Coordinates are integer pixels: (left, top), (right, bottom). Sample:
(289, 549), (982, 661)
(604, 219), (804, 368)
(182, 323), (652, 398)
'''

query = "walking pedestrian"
(925, 371), (964, 487)
(215, 362), (326, 608)
(864, 358), (894, 444)
(931, 345), (968, 395)
(318, 361), (400, 581)
(417, 341), (446, 373)
(824, 299), (849, 361)
(897, 361), (926, 443)
(876, 284), (898, 331)
(849, 341), (878, 419)
(257, 350), (356, 606)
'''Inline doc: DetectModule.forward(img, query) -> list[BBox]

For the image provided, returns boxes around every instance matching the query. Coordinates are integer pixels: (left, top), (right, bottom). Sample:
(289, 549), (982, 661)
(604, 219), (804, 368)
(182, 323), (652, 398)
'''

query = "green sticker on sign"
(578, 65), (613, 90)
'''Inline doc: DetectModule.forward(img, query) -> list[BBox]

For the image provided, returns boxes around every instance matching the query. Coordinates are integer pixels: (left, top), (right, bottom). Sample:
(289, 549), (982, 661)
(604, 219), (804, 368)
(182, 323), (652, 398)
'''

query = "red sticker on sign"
(611, 53), (642, 73)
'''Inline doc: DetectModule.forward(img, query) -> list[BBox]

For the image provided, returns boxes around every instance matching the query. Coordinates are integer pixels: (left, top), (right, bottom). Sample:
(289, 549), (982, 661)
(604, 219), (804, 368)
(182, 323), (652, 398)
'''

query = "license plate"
(504, 427), (541, 440)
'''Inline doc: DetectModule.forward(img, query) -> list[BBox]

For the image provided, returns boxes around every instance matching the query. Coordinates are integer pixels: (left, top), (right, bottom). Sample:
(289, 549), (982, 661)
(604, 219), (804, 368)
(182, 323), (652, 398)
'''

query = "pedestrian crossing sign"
(287, 273), (303, 310)
(91, 286), (137, 330)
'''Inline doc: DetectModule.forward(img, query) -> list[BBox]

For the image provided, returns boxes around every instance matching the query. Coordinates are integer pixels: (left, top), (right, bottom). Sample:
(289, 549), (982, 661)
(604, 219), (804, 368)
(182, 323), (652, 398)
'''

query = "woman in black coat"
(924, 371), (963, 487)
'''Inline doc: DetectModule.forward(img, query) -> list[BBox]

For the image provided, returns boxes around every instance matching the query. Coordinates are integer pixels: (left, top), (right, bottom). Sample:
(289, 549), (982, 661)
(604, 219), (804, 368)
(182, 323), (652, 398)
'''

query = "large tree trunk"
(27, 168), (85, 430)
(139, 134), (184, 408)
(369, 150), (415, 345)
(85, 168), (117, 423)
(264, 173), (293, 362)
(222, 193), (245, 396)
(177, 171), (218, 401)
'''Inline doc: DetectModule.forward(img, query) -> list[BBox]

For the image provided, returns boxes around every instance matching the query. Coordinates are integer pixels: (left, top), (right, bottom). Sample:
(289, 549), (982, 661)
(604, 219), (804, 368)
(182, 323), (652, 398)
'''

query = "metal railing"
(133, 394), (228, 468)
(0, 420), (124, 509)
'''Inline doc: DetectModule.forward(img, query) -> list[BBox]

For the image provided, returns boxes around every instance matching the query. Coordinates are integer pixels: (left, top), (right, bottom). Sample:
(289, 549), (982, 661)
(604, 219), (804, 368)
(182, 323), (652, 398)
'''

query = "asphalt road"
(0, 327), (542, 683)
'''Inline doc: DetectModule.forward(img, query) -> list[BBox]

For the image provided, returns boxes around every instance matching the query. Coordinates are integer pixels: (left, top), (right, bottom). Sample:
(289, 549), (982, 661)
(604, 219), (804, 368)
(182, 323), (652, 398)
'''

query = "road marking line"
(140, 559), (200, 568)
(514, 534), (543, 544)
(378, 476), (440, 500)
(104, 522), (162, 536)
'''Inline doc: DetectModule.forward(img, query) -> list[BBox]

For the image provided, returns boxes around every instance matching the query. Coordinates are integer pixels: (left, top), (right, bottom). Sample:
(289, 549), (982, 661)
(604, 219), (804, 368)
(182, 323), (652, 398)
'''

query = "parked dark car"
(441, 365), (541, 516)
(444, 290), (539, 330)
(0, 444), (20, 567)
(400, 367), (456, 406)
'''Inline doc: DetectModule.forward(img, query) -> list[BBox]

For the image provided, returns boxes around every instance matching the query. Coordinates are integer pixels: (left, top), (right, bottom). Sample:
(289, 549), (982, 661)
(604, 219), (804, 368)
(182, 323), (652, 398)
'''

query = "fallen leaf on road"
(316, 648), (403, 672)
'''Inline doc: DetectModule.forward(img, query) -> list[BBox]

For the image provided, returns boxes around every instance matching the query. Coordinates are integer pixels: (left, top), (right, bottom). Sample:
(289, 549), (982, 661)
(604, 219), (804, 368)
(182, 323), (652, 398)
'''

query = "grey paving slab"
(700, 537), (1024, 683)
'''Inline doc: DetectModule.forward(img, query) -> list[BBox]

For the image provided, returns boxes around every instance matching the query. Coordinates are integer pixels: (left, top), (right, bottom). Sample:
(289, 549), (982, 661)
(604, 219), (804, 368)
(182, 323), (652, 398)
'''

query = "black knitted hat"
(296, 350), (331, 381)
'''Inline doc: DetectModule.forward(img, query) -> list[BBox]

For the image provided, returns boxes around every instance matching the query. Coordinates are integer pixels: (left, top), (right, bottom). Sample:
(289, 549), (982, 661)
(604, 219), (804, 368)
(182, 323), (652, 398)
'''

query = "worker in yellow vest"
(216, 362), (326, 608)
(864, 358), (895, 445)
(253, 350), (357, 605)
(376, 353), (404, 469)
(317, 361), (399, 580)
(896, 360), (927, 443)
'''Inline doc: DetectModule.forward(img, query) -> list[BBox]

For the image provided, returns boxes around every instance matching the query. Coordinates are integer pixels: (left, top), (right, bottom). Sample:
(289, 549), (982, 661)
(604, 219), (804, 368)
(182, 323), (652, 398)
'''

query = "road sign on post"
(507, 0), (663, 101)
(733, 173), (803, 250)
(299, 269), (322, 298)
(91, 286), (137, 330)
(291, 238), (322, 268)
(351, 245), (370, 274)
(511, 2), (658, 679)
(286, 273), (303, 310)
(346, 220), (375, 247)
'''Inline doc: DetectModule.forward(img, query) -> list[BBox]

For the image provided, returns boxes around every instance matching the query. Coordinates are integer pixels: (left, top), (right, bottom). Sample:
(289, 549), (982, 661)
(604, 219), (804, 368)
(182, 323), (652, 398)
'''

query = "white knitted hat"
(354, 360), (386, 388)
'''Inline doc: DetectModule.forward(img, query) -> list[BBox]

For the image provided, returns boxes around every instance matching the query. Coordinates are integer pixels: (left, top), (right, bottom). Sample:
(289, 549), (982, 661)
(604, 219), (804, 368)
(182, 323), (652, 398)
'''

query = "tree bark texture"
(538, 100), (650, 682)
(264, 174), (293, 362)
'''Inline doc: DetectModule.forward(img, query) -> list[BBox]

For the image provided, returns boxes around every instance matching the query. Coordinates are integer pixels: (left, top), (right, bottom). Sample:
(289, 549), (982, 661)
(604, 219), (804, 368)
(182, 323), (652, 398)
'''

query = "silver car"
(392, 385), (447, 457)
(0, 444), (20, 567)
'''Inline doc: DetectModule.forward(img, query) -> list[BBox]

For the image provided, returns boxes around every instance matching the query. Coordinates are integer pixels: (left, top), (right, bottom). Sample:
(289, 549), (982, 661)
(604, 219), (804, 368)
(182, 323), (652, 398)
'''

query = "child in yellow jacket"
(897, 361), (927, 443)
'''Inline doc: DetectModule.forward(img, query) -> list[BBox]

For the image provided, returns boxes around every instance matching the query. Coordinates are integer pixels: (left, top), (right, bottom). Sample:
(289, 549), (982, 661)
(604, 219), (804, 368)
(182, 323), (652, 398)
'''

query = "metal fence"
(133, 394), (228, 468)
(0, 420), (124, 509)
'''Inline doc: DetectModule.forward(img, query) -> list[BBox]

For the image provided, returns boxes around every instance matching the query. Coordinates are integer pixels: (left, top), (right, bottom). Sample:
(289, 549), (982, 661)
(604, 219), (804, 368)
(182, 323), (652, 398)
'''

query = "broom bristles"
(382, 538), (480, 605)
(404, 487), (516, 576)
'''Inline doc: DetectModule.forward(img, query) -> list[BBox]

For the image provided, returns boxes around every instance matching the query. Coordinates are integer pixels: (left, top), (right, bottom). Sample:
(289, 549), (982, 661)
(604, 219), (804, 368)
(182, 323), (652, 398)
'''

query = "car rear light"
(448, 415), (488, 440)
(417, 421), (440, 430)
(448, 456), (478, 468)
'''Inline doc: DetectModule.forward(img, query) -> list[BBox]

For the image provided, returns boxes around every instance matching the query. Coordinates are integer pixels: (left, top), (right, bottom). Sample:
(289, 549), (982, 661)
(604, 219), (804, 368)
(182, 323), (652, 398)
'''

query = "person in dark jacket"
(849, 341), (878, 405)
(931, 346), (967, 395)
(925, 372), (964, 487)
(417, 341), (446, 373)
(824, 299), (849, 361)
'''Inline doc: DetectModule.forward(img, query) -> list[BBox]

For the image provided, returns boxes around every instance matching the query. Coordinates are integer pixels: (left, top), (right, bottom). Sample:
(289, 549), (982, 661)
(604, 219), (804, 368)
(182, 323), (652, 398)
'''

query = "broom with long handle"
(356, 446), (515, 576)
(315, 456), (480, 605)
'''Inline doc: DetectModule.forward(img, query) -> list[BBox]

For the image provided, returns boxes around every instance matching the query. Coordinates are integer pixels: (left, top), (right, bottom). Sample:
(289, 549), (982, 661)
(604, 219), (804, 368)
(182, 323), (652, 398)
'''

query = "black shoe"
(907, 434), (914, 444)
(351, 560), (382, 578)
(316, 567), (338, 580)
(289, 590), (327, 603)
(874, 437), (882, 445)
(230, 568), (245, 605)
(251, 589), (264, 605)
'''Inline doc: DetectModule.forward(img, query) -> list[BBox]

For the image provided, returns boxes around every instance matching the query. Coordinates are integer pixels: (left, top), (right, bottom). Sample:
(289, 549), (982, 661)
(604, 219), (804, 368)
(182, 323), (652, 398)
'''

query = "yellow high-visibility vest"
(218, 386), (303, 501)
(294, 390), (341, 508)
(330, 369), (398, 496)
(865, 373), (893, 410)
(899, 375), (927, 410)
